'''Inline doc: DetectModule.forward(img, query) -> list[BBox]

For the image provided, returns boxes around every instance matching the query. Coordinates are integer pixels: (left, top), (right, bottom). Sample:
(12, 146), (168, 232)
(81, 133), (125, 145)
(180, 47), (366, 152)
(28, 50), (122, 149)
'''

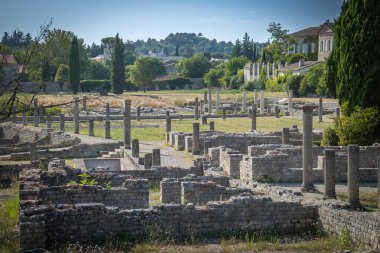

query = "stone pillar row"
(194, 97), (199, 120)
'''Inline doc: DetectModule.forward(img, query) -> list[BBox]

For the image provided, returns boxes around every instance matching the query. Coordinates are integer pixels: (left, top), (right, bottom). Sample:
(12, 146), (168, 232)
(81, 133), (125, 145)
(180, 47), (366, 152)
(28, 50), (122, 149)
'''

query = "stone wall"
(181, 181), (251, 205)
(20, 179), (149, 209)
(160, 175), (230, 204)
(20, 195), (318, 251)
(318, 202), (380, 250)
(219, 147), (243, 178)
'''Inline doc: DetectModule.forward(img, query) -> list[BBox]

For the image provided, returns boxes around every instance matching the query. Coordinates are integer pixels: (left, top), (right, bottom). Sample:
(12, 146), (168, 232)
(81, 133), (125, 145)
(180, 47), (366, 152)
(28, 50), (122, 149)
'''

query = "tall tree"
(41, 57), (50, 82)
(69, 36), (80, 94)
(242, 33), (251, 58)
(112, 33), (125, 94)
(326, 0), (380, 113)
(233, 39), (242, 57)
(129, 57), (166, 92)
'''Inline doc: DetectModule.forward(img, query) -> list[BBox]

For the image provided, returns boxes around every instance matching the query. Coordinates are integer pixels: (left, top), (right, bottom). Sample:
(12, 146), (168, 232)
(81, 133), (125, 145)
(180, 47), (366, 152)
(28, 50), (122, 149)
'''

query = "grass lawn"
(44, 116), (333, 142)
(336, 191), (379, 211)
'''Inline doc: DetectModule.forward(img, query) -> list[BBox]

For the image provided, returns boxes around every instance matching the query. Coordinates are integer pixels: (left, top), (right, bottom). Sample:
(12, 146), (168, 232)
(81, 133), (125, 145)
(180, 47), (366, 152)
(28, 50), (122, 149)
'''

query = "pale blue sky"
(0, 0), (343, 45)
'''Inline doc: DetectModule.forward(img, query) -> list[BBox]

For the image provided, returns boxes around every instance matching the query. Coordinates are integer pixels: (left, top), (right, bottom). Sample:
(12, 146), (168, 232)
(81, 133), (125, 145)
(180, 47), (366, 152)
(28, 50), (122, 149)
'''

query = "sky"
(0, 0), (343, 45)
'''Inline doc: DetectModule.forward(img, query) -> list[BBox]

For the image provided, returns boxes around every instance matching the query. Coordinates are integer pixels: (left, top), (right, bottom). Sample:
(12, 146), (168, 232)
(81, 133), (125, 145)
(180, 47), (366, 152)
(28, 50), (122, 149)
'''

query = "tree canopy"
(111, 33), (125, 94)
(326, 0), (380, 113)
(176, 54), (211, 78)
(69, 36), (80, 94)
(129, 57), (166, 92)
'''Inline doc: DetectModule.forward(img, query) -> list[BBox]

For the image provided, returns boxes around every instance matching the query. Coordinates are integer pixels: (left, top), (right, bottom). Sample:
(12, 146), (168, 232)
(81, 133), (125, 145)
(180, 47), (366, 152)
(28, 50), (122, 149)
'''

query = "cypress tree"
(327, 0), (380, 112)
(112, 33), (125, 94)
(69, 36), (80, 94)
(233, 39), (242, 57)
(41, 57), (50, 82)
(242, 32), (250, 58)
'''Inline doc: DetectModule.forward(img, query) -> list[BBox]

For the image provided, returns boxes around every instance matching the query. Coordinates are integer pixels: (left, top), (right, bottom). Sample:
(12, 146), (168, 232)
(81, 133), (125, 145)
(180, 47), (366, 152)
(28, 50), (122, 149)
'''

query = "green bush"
(80, 80), (111, 92)
(286, 53), (308, 64)
(285, 75), (303, 96)
(321, 127), (340, 146)
(336, 106), (380, 146)
(54, 64), (69, 83)
(153, 77), (190, 90)
(45, 106), (62, 116)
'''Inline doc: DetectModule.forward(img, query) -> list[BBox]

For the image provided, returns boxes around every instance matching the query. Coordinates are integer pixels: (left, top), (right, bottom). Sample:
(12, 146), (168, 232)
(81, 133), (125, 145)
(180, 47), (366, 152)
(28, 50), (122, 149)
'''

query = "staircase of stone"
(100, 148), (124, 158)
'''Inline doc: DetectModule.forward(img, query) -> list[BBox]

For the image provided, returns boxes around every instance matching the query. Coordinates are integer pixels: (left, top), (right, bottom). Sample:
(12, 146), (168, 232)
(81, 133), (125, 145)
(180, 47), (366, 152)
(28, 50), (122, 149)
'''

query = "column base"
(301, 183), (316, 193)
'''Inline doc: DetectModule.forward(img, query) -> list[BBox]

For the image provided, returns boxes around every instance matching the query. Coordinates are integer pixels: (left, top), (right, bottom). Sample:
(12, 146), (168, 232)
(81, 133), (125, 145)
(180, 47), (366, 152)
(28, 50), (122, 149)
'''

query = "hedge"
(80, 80), (111, 92)
(153, 77), (191, 90)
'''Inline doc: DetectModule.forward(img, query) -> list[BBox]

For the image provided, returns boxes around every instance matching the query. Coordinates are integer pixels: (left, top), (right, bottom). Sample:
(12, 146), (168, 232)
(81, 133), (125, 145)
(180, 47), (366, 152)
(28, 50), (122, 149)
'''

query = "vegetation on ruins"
(111, 33), (125, 94)
(69, 36), (80, 94)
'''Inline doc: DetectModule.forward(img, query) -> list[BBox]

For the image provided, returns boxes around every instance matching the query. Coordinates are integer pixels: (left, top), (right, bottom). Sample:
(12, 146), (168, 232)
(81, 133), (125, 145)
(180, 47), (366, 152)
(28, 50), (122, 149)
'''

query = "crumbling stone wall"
(20, 179), (149, 209)
(20, 195), (318, 251)
(219, 148), (243, 178)
(318, 202), (380, 250)
(181, 181), (251, 205)
(160, 175), (230, 204)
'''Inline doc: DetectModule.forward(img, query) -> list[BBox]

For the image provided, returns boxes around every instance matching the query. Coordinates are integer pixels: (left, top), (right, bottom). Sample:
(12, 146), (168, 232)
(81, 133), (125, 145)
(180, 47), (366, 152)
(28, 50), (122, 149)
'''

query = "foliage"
(54, 64), (69, 83)
(264, 22), (294, 63)
(224, 56), (249, 77)
(1, 30), (32, 48)
(78, 173), (98, 186)
(233, 33), (259, 62)
(41, 57), (51, 82)
(265, 75), (287, 92)
(204, 68), (223, 87)
(129, 56), (166, 92)
(285, 53), (307, 64)
(321, 127), (340, 146)
(80, 80), (111, 92)
(69, 36), (80, 94)
(299, 64), (324, 96)
(326, 0), (380, 114)
(87, 61), (110, 80)
(338, 227), (352, 250)
(284, 74), (302, 96)
(112, 33), (125, 94)
(336, 106), (380, 145)
(176, 54), (211, 78)
(45, 106), (62, 116)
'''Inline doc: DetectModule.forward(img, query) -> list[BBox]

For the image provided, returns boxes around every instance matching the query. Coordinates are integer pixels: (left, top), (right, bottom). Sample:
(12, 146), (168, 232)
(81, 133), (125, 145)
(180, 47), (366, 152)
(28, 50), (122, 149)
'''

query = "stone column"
(12, 107), (17, 123)
(301, 105), (315, 192)
(46, 114), (52, 129)
(82, 96), (87, 111)
(242, 89), (247, 111)
(144, 153), (152, 169)
(319, 97), (323, 122)
(88, 119), (94, 136)
(253, 63), (257, 79)
(59, 114), (65, 132)
(132, 139), (139, 157)
(105, 103), (110, 121)
(166, 116), (171, 133)
(272, 63), (276, 80)
(204, 141), (211, 156)
(248, 108), (252, 119)
(123, 100), (131, 148)
(251, 104), (257, 131)
(282, 128), (289, 144)
(203, 91), (208, 112)
(348, 144), (360, 208)
(274, 105), (279, 118)
(254, 89), (258, 106)
(22, 106), (27, 125)
(194, 97), (199, 120)
(200, 100), (204, 114)
(288, 90), (293, 113)
(73, 97), (79, 134)
(152, 149), (161, 166)
(260, 90), (265, 114)
(335, 107), (341, 118)
(216, 89), (220, 112)
(222, 108), (226, 119)
(30, 142), (37, 163)
(209, 121), (215, 131)
(208, 88), (212, 114)
(201, 115), (207, 125)
(136, 106), (141, 121)
(267, 62), (270, 79)
(33, 98), (39, 127)
(192, 122), (200, 155)
(166, 110), (170, 117)
(39, 106), (44, 123)
(105, 121), (111, 139)
(324, 149), (336, 198)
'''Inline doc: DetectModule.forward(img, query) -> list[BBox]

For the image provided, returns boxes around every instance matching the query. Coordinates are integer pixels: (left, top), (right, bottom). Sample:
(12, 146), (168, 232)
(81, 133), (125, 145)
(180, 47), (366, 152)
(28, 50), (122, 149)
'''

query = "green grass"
(44, 116), (333, 142)
(0, 180), (19, 253)
(336, 191), (378, 211)
(127, 89), (286, 96)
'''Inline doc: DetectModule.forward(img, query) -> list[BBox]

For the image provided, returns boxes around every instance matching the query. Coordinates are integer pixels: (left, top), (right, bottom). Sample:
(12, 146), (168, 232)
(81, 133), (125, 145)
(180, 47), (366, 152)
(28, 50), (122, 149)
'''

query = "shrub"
(286, 53), (308, 64)
(153, 77), (190, 90)
(299, 64), (324, 96)
(80, 80), (111, 92)
(336, 106), (380, 146)
(321, 127), (339, 146)
(284, 75), (303, 96)
(45, 106), (62, 116)
(54, 64), (69, 83)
